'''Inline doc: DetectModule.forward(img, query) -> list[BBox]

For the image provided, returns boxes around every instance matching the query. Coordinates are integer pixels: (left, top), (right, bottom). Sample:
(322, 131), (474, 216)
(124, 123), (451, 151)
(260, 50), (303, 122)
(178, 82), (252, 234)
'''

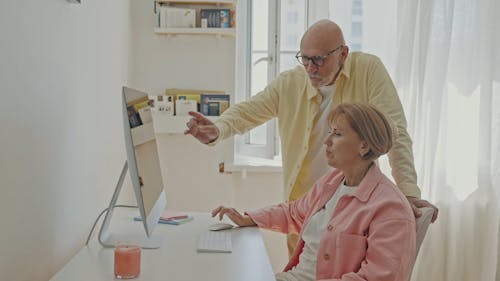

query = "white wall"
(129, 0), (237, 211)
(0, 1), (131, 280)
(0, 1), (288, 279)
(129, 0), (288, 271)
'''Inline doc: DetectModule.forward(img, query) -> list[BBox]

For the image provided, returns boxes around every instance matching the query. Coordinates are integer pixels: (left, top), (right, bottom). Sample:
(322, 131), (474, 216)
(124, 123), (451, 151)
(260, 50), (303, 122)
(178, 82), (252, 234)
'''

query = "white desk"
(50, 210), (276, 281)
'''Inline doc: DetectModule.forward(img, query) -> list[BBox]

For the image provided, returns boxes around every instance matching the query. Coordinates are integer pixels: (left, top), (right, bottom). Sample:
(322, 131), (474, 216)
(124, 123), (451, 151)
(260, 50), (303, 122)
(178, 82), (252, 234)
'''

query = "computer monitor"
(98, 86), (166, 249)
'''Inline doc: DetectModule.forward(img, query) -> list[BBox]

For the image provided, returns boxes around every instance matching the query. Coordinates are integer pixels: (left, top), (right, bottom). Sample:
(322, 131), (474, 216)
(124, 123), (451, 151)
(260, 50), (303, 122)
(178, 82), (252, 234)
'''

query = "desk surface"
(50, 210), (275, 281)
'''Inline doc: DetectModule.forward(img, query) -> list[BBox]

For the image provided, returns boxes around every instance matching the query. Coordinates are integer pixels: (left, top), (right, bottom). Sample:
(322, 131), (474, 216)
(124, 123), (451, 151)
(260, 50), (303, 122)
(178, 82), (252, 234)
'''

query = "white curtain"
(394, 0), (500, 280)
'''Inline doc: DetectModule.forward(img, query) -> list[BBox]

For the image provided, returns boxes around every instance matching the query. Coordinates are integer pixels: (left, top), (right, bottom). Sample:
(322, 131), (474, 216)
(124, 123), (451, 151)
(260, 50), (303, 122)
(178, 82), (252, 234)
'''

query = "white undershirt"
(309, 84), (335, 184)
(275, 180), (357, 281)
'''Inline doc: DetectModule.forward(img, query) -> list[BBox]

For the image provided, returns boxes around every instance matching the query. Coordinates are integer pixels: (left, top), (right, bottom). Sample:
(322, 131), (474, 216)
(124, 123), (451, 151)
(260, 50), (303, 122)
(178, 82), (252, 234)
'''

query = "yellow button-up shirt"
(215, 52), (420, 200)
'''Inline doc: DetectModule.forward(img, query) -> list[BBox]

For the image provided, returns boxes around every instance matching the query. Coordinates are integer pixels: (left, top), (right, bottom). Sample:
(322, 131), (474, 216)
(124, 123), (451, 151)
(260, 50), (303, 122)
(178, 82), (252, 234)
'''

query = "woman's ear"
(359, 141), (369, 157)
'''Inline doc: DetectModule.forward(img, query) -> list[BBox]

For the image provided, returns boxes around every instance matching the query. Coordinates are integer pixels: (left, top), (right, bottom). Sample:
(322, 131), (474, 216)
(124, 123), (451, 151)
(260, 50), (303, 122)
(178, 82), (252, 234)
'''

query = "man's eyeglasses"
(295, 45), (344, 67)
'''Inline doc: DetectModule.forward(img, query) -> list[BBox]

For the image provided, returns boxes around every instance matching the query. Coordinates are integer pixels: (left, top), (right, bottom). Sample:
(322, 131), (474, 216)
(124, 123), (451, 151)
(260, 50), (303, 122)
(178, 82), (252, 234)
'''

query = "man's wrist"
(206, 136), (219, 145)
(207, 124), (221, 146)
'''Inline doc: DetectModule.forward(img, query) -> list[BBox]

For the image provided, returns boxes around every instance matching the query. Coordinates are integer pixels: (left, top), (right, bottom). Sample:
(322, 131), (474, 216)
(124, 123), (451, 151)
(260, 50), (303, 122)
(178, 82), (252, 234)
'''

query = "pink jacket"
(247, 165), (416, 281)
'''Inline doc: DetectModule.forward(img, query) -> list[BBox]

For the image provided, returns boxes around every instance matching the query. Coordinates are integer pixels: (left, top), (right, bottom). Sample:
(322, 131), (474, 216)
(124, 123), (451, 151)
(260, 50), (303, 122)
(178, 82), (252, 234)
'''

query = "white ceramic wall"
(0, 0), (131, 280)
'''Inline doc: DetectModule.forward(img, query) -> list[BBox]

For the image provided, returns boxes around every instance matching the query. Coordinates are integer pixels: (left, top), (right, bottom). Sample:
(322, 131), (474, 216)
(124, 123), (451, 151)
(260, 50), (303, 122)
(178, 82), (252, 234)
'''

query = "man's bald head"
(298, 19), (349, 88)
(301, 20), (345, 51)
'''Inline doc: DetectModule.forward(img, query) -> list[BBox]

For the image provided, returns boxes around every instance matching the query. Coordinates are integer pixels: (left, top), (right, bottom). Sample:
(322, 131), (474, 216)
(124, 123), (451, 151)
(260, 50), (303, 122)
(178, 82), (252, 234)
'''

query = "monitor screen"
(98, 87), (166, 249)
(123, 86), (166, 238)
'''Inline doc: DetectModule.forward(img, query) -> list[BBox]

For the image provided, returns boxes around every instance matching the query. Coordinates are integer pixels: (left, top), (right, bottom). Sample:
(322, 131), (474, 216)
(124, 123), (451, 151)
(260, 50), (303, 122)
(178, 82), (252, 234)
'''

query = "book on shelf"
(175, 99), (197, 116)
(220, 9), (230, 28)
(151, 95), (174, 115)
(177, 94), (201, 112)
(157, 6), (196, 28)
(177, 94), (201, 103)
(164, 88), (227, 116)
(200, 93), (230, 116)
(165, 88), (224, 98)
(230, 10), (236, 28)
(207, 101), (220, 116)
(200, 9), (231, 28)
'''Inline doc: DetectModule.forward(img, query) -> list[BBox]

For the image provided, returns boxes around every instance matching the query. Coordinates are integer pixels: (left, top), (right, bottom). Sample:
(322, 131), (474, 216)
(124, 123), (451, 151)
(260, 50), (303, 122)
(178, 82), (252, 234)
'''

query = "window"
(235, 0), (396, 161)
(235, 0), (308, 160)
(351, 22), (362, 37)
(234, 0), (486, 198)
(329, 0), (397, 73)
(352, 0), (363, 15)
(329, 0), (398, 177)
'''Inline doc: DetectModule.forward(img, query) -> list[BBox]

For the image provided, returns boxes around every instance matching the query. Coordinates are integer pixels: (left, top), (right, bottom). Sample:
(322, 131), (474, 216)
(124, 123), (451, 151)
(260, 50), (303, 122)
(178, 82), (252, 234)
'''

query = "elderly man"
(185, 19), (438, 255)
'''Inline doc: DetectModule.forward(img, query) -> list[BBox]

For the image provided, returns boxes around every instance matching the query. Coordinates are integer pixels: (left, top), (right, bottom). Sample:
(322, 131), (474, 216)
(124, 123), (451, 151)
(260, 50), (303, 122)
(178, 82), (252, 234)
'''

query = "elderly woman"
(212, 103), (416, 281)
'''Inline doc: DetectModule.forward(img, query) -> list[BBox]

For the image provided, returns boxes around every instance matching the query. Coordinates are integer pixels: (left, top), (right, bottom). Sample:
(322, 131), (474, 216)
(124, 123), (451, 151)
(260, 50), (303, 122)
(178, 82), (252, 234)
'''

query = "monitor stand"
(98, 161), (162, 249)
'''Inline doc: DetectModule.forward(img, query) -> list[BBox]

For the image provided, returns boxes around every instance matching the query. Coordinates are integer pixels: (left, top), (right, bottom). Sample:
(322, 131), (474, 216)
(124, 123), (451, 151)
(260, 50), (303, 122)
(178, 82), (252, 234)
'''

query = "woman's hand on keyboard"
(211, 206), (257, 227)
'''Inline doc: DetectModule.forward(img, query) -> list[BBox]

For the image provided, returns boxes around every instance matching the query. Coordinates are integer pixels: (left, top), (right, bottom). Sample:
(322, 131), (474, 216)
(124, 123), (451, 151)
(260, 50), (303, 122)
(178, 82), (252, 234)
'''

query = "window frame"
(234, 0), (329, 162)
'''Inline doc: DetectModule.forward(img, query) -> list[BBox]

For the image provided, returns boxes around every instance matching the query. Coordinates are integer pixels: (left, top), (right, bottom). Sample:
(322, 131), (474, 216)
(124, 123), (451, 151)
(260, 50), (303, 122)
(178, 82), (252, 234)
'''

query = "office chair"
(409, 207), (435, 281)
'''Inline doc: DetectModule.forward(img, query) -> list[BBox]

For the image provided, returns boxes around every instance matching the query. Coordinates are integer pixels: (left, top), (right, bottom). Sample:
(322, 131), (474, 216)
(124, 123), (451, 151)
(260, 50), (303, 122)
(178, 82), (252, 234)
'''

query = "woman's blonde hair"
(328, 103), (394, 161)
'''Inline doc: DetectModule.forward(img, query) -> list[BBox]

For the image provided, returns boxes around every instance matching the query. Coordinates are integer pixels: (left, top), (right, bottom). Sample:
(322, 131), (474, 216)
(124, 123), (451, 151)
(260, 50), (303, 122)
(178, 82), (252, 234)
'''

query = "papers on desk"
(134, 210), (194, 225)
(160, 210), (194, 224)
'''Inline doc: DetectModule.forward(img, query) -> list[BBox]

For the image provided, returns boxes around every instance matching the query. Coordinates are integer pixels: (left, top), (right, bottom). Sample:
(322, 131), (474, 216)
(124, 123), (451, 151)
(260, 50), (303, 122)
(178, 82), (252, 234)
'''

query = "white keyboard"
(197, 231), (232, 253)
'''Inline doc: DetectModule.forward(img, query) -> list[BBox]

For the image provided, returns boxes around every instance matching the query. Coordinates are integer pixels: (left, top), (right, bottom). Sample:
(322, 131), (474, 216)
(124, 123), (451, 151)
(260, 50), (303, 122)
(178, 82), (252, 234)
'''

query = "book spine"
(200, 94), (230, 116)
(159, 6), (168, 28)
(207, 101), (220, 116)
(220, 9), (230, 28)
(230, 9), (236, 28)
(201, 9), (231, 28)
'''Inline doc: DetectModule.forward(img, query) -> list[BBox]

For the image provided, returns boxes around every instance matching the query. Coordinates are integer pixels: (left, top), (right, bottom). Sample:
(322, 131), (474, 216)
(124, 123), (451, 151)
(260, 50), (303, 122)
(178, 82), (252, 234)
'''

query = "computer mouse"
(209, 223), (234, 231)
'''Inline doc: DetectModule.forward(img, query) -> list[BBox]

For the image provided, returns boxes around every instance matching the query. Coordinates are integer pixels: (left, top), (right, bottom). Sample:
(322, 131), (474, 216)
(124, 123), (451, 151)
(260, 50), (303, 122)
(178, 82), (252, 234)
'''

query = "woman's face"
(324, 114), (366, 169)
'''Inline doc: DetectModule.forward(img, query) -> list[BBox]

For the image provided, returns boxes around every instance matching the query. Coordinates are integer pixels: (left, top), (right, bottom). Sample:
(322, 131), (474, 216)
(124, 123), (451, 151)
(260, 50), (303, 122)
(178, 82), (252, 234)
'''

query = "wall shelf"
(154, 0), (236, 36)
(152, 113), (218, 134)
(154, 27), (235, 37)
(155, 0), (236, 6)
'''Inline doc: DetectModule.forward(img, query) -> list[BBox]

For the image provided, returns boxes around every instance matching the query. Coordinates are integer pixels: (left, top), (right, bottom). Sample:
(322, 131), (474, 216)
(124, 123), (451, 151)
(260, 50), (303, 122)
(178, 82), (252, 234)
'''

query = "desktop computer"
(98, 87), (166, 249)
(50, 88), (275, 281)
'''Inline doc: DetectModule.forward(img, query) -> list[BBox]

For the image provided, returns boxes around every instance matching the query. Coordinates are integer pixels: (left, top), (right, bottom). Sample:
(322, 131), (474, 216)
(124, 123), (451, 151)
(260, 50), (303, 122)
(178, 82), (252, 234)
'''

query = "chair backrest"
(408, 206), (435, 281)
(415, 207), (434, 256)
